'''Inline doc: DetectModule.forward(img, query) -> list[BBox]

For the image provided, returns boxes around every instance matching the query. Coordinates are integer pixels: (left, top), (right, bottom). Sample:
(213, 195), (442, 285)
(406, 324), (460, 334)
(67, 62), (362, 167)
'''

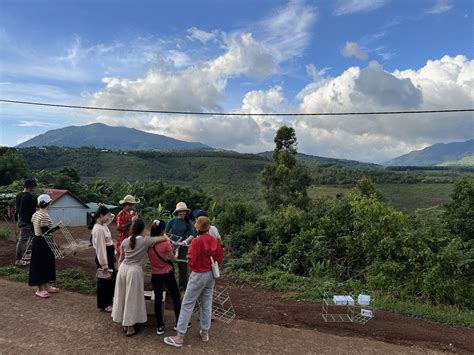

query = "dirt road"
(0, 279), (442, 354)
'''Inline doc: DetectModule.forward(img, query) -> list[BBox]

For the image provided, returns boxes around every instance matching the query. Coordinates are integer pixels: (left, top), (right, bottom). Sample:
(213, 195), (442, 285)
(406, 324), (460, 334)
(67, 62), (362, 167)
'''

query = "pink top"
(147, 241), (173, 274)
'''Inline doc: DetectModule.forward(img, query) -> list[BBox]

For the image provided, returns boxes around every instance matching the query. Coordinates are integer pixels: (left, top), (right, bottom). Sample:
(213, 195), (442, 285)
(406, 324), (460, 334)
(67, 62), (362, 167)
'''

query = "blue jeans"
(176, 271), (214, 335)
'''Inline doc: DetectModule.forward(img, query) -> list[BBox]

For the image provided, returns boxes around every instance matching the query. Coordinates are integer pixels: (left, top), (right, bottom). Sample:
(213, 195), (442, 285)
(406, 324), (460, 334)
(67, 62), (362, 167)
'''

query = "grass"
(0, 227), (12, 240)
(0, 266), (96, 294)
(377, 183), (454, 212)
(309, 183), (454, 213)
(223, 268), (474, 327)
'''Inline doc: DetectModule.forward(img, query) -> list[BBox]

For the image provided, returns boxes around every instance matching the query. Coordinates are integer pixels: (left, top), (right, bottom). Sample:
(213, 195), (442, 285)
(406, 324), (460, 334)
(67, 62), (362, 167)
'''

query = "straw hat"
(173, 201), (190, 214)
(119, 195), (140, 205)
(195, 216), (211, 232)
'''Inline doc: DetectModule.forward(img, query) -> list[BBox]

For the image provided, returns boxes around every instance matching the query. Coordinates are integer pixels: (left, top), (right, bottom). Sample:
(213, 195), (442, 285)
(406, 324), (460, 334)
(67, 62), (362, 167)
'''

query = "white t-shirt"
(209, 225), (221, 240)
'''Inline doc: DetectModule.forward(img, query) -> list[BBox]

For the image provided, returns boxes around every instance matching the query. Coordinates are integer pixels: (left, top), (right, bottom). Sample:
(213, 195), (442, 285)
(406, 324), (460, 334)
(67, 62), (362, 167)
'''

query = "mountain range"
(16, 123), (473, 167)
(385, 139), (474, 166)
(16, 123), (211, 151)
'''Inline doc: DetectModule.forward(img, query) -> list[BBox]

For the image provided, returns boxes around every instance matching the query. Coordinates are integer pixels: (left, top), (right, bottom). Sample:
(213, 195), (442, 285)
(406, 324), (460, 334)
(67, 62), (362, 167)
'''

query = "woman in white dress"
(112, 218), (169, 336)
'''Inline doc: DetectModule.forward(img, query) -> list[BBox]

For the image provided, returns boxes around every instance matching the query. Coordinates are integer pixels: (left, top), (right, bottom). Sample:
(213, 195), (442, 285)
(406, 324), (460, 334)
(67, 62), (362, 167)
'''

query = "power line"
(1, 98), (473, 116)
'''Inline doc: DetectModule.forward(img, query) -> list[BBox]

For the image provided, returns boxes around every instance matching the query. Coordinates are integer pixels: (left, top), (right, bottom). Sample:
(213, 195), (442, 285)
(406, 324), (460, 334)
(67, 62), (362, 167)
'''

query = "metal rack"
(194, 287), (236, 324)
(321, 292), (375, 324)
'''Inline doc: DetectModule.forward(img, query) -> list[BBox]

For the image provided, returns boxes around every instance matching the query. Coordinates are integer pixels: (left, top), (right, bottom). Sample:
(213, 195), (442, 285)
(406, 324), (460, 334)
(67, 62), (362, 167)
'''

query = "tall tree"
(0, 148), (28, 186)
(260, 126), (311, 210)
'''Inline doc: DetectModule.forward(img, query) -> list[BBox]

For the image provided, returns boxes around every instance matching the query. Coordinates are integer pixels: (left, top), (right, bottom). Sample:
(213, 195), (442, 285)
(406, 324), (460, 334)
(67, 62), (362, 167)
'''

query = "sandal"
(46, 286), (59, 293)
(164, 336), (183, 348)
(35, 290), (50, 298)
(200, 330), (209, 342)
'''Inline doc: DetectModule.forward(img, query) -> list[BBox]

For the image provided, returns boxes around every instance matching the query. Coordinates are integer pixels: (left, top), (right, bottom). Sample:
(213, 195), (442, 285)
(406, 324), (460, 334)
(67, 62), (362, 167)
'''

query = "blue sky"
(0, 0), (473, 162)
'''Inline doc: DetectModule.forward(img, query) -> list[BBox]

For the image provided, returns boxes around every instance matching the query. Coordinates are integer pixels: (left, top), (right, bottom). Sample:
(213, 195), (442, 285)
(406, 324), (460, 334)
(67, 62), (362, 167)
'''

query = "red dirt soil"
(0, 222), (472, 354)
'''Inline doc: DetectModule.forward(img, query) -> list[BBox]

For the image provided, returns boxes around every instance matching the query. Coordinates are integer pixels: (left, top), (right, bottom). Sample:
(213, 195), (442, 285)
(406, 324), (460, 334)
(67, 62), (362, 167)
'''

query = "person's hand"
(132, 215), (138, 221)
(102, 265), (109, 271)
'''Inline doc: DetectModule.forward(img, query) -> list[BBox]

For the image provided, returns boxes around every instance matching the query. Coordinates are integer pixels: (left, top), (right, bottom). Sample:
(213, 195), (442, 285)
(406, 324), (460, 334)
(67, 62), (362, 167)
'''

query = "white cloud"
(257, 0), (317, 63)
(16, 134), (36, 145)
(18, 120), (56, 127)
(341, 42), (369, 60)
(294, 55), (474, 162)
(187, 27), (218, 44)
(334, 0), (389, 16)
(426, 0), (453, 14)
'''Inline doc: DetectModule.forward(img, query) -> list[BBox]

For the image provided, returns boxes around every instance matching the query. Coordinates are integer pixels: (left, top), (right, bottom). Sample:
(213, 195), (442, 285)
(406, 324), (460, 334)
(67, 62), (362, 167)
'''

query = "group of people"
(90, 196), (224, 347)
(14, 179), (225, 348)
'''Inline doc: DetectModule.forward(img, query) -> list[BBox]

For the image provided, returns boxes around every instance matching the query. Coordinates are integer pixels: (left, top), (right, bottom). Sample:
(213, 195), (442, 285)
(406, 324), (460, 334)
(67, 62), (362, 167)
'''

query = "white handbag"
(210, 256), (220, 279)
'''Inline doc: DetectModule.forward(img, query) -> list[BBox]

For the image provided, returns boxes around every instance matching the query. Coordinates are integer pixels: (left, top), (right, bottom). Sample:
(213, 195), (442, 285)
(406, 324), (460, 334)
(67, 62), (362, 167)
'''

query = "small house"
(44, 189), (88, 226)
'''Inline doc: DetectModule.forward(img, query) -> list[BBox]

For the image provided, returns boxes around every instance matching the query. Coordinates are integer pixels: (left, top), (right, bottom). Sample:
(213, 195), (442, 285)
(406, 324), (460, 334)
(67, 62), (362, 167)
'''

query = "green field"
(309, 183), (454, 213)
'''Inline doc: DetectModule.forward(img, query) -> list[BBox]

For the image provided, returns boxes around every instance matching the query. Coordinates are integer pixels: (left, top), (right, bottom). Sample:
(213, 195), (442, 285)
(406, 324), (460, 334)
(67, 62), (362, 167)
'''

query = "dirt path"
(0, 279), (441, 354)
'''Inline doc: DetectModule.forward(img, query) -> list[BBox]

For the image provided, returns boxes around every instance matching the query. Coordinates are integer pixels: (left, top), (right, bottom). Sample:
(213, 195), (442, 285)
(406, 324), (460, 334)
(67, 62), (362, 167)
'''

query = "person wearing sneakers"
(116, 195), (139, 259)
(165, 202), (195, 291)
(14, 179), (37, 266)
(90, 205), (116, 313)
(28, 194), (60, 298)
(147, 219), (182, 335)
(164, 216), (224, 348)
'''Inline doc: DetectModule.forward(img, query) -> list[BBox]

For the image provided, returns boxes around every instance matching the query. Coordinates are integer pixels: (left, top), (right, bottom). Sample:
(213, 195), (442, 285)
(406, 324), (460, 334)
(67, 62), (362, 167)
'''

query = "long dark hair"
(88, 205), (110, 230)
(130, 218), (145, 250)
(150, 219), (166, 237)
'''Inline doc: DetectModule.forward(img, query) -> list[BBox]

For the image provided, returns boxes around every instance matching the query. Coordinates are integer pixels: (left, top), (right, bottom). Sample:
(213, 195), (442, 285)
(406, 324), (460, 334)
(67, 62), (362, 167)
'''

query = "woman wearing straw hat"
(165, 202), (195, 291)
(164, 216), (224, 348)
(116, 195), (139, 259)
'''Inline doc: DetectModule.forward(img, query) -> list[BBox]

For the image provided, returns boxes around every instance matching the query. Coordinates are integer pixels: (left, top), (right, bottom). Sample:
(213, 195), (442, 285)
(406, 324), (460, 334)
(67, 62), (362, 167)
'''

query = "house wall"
(49, 194), (87, 226)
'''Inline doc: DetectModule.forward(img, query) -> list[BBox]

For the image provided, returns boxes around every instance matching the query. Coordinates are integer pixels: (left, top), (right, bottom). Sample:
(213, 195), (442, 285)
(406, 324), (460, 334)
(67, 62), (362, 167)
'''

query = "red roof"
(43, 189), (87, 207)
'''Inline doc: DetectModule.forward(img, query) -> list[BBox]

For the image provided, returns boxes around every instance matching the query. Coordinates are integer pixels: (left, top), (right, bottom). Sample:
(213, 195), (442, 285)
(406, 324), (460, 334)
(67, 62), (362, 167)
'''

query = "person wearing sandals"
(112, 219), (169, 336)
(116, 195), (139, 259)
(28, 194), (60, 298)
(164, 216), (224, 348)
(147, 219), (182, 335)
(90, 205), (116, 313)
(165, 202), (195, 291)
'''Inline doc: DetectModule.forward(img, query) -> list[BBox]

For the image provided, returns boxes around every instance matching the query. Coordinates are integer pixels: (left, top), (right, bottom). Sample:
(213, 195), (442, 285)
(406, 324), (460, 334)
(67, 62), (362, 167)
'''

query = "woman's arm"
(118, 245), (125, 264)
(150, 236), (170, 245)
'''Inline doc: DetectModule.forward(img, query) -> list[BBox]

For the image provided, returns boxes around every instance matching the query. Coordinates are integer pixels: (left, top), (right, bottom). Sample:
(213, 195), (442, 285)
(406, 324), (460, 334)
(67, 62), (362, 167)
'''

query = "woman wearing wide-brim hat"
(165, 202), (195, 291)
(116, 195), (140, 259)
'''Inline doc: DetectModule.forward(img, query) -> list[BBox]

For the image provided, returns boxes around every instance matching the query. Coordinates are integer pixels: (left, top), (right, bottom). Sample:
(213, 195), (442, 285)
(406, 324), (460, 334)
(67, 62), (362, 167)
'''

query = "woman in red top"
(116, 195), (139, 258)
(147, 219), (182, 336)
(164, 216), (224, 348)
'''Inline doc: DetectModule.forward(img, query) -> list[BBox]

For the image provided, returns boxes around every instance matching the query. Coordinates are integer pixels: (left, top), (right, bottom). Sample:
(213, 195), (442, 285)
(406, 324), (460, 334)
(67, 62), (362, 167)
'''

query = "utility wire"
(1, 98), (473, 116)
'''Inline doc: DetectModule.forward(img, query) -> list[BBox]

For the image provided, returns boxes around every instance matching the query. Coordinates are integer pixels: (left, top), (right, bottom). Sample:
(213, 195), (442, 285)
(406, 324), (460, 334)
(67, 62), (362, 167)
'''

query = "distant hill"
(258, 151), (382, 170)
(437, 155), (474, 167)
(385, 139), (474, 166)
(16, 123), (212, 151)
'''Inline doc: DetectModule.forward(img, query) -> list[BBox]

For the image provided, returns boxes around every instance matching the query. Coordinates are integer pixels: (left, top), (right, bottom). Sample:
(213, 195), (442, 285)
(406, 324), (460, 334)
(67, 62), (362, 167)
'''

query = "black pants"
(95, 245), (116, 310)
(177, 246), (189, 290)
(151, 271), (181, 327)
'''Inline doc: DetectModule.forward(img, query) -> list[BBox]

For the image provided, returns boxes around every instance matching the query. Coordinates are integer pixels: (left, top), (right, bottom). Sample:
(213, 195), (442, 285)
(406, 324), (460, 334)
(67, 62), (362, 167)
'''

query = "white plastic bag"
(210, 256), (220, 279)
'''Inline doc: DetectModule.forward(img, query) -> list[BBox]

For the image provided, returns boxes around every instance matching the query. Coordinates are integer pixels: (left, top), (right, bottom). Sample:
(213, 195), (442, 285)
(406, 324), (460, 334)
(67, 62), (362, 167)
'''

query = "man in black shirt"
(14, 179), (37, 266)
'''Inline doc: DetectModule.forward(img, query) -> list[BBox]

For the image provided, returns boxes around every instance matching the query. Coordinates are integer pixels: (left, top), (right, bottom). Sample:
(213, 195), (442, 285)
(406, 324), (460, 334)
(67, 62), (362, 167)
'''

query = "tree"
(260, 126), (311, 210)
(0, 148), (28, 185)
(59, 167), (80, 183)
(445, 177), (474, 242)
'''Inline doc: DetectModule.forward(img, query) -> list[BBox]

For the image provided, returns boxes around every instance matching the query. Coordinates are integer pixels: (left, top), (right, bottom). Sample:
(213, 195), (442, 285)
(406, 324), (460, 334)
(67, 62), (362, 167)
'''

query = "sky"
(0, 0), (473, 163)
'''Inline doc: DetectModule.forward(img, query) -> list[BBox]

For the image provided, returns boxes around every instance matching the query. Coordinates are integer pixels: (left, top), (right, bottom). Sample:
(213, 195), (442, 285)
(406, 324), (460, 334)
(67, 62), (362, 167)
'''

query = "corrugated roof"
(43, 188), (88, 208)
